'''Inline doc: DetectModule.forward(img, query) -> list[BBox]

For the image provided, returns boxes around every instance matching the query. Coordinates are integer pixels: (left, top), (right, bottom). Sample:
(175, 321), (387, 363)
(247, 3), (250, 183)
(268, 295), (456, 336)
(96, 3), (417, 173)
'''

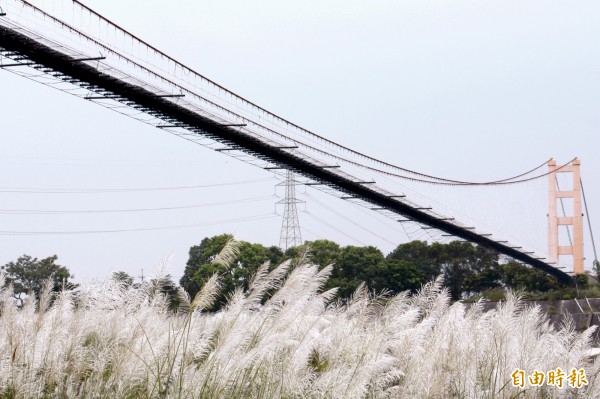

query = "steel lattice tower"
(278, 170), (303, 250)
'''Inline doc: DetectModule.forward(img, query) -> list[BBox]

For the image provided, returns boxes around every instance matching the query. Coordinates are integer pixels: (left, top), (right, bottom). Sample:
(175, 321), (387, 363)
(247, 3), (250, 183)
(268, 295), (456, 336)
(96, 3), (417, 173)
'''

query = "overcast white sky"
(0, 0), (598, 282)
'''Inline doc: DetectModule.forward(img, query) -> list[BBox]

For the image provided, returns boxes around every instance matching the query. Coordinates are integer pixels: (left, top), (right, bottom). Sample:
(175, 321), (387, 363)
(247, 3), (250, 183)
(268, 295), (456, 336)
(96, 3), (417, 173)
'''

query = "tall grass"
(0, 262), (598, 398)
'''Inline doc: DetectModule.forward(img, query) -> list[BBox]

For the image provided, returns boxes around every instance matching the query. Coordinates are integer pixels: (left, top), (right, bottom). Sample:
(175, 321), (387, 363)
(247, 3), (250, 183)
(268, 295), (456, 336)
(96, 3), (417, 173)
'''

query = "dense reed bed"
(0, 256), (598, 398)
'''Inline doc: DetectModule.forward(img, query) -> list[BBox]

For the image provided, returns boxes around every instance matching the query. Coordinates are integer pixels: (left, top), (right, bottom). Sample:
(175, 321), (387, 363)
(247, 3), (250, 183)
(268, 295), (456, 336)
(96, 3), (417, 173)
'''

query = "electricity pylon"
(278, 170), (303, 251)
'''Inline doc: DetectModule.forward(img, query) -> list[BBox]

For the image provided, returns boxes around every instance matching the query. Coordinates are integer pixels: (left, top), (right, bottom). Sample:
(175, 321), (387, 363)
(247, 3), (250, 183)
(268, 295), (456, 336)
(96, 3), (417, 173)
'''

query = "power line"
(305, 191), (396, 246)
(0, 213), (277, 235)
(336, 194), (415, 242)
(303, 210), (368, 246)
(0, 195), (274, 214)
(0, 177), (275, 193)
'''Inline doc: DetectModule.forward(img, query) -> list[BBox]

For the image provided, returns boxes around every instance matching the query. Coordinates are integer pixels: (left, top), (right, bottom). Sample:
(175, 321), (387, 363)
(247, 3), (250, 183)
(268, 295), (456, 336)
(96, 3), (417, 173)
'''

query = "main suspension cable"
(48, 1), (556, 186)
(6, 2), (573, 187)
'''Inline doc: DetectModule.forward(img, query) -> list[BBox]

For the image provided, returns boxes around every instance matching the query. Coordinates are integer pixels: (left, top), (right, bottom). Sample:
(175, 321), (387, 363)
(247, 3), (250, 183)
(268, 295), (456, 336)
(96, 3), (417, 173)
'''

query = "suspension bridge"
(0, 0), (596, 284)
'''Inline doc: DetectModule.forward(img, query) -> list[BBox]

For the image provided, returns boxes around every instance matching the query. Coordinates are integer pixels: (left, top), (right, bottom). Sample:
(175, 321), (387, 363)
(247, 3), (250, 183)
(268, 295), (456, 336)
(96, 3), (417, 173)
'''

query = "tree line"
(179, 235), (575, 308)
(2, 234), (591, 309)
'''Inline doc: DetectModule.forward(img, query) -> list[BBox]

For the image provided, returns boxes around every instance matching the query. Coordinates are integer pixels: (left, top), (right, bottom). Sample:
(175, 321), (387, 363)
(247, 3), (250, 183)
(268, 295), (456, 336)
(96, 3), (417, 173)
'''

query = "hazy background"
(1, 0), (598, 282)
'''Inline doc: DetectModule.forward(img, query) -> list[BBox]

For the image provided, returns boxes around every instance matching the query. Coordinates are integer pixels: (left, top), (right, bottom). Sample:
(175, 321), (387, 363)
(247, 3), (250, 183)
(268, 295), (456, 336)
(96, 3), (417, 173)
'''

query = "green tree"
(501, 261), (560, 293)
(306, 240), (342, 268)
(180, 234), (234, 297)
(150, 274), (181, 311)
(373, 259), (425, 294)
(387, 240), (500, 300)
(181, 235), (284, 309)
(439, 241), (500, 300)
(217, 241), (284, 294)
(285, 239), (342, 269)
(459, 244), (501, 295)
(111, 271), (134, 287)
(574, 273), (589, 288)
(1, 255), (75, 305)
(325, 245), (386, 299)
(387, 240), (446, 282)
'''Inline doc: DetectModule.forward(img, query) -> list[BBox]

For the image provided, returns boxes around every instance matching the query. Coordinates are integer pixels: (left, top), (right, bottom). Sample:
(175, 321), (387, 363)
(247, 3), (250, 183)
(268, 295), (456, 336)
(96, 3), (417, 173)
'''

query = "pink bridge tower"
(548, 159), (584, 274)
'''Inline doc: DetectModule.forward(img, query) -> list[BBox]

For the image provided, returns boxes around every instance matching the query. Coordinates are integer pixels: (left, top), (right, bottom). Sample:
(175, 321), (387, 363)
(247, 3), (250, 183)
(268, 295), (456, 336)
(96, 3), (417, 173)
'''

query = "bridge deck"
(0, 22), (572, 284)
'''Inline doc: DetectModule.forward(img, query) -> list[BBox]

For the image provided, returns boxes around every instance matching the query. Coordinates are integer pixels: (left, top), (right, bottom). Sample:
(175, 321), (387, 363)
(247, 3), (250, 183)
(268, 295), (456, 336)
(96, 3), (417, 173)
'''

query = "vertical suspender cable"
(581, 179), (598, 263)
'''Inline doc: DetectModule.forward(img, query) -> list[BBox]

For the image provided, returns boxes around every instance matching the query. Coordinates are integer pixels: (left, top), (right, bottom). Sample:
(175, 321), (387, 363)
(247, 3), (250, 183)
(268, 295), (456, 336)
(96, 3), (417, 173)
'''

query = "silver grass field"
(0, 245), (598, 398)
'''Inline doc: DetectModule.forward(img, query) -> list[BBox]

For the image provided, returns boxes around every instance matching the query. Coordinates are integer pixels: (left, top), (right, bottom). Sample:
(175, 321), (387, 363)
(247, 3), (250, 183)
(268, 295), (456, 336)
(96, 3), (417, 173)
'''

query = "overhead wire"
(298, 225), (324, 242)
(304, 191), (396, 246)
(302, 210), (368, 246)
(0, 177), (276, 193)
(0, 213), (278, 235)
(333, 195), (415, 243)
(0, 194), (274, 214)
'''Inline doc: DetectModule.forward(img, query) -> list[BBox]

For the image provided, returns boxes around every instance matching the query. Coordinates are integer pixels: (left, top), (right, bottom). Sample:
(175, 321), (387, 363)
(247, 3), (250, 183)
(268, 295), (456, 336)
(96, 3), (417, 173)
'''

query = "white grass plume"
(212, 237), (241, 269)
(191, 274), (221, 312)
(0, 265), (599, 398)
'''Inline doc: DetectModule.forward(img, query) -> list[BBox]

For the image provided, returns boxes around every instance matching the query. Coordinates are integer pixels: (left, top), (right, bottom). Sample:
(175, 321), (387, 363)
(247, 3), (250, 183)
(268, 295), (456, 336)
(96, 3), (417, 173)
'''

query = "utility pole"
(278, 170), (303, 251)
